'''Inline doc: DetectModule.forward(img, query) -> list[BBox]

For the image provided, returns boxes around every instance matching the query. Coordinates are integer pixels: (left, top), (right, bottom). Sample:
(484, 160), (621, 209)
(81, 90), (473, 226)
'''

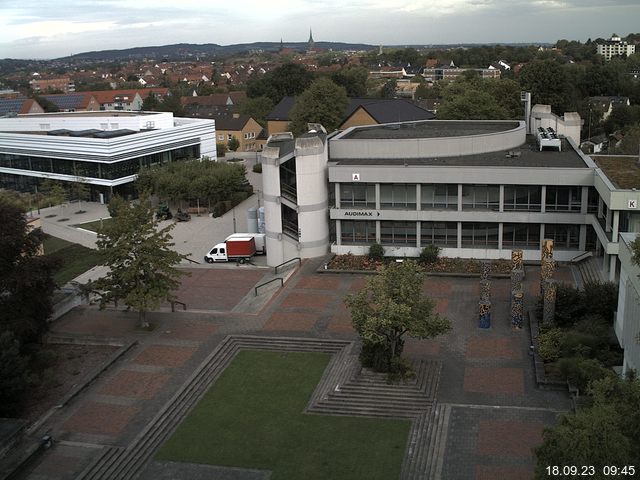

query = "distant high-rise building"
(596, 33), (636, 61)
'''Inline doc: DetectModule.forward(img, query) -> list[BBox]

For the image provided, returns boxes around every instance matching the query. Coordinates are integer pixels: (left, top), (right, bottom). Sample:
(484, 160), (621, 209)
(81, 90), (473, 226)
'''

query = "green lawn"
(43, 236), (102, 285)
(74, 218), (112, 232)
(157, 350), (410, 480)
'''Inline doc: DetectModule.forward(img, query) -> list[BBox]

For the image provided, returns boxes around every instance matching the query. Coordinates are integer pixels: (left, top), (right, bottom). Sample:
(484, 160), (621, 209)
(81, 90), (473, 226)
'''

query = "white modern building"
(0, 111), (216, 201)
(596, 34), (636, 61)
(261, 106), (640, 281)
(614, 233), (640, 376)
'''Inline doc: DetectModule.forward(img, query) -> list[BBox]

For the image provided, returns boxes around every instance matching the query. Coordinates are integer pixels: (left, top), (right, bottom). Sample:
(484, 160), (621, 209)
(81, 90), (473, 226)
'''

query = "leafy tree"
(380, 79), (397, 98)
(619, 123), (640, 155)
(289, 78), (348, 134)
(518, 60), (573, 113)
(39, 178), (68, 207)
(331, 66), (368, 97)
(239, 96), (274, 127)
(534, 375), (640, 479)
(246, 62), (314, 104)
(216, 142), (227, 157)
(227, 136), (240, 152)
(438, 89), (508, 120)
(0, 330), (32, 417)
(142, 92), (159, 111)
(631, 236), (640, 267)
(344, 261), (451, 373)
(0, 195), (58, 344)
(88, 195), (188, 328)
(70, 177), (90, 212)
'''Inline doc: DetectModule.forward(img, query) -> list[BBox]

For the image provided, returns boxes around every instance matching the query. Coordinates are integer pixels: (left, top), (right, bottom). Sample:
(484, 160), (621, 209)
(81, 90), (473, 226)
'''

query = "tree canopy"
(288, 77), (349, 134)
(345, 260), (451, 373)
(437, 77), (521, 120)
(246, 62), (315, 104)
(88, 195), (188, 328)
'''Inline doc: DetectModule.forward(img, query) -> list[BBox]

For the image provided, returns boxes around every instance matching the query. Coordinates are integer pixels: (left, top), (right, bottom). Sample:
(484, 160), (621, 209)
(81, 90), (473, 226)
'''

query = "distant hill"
(57, 42), (378, 61)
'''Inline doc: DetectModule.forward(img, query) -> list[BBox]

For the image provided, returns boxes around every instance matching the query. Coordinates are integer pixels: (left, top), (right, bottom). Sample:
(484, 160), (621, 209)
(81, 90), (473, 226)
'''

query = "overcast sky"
(1, 0), (638, 59)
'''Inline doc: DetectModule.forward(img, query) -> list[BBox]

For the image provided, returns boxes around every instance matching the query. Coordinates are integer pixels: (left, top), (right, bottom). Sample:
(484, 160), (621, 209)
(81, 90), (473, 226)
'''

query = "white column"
(499, 185), (504, 213)
(612, 211), (620, 241)
(540, 185), (546, 213)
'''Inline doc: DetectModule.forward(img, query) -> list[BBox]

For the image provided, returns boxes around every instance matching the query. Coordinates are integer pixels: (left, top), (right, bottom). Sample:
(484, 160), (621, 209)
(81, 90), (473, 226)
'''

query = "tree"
(227, 136), (240, 152)
(39, 178), (67, 207)
(619, 123), (640, 154)
(518, 60), (573, 113)
(631, 236), (640, 267)
(0, 195), (58, 344)
(534, 375), (640, 478)
(438, 89), (508, 120)
(246, 62), (314, 104)
(70, 177), (90, 212)
(239, 96), (274, 127)
(289, 78), (349, 135)
(380, 79), (397, 98)
(344, 261), (451, 373)
(142, 92), (159, 111)
(331, 66), (368, 97)
(88, 195), (188, 328)
(0, 330), (32, 417)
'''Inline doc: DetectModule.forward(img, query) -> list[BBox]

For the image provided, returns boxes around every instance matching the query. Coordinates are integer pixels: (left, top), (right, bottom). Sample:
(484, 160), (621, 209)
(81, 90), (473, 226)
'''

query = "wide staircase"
(576, 255), (606, 285)
(76, 335), (447, 480)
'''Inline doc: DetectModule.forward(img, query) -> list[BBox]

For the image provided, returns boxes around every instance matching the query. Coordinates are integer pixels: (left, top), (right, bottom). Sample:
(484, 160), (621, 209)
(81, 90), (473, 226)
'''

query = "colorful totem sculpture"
(542, 279), (557, 324)
(479, 261), (492, 328)
(510, 249), (525, 329)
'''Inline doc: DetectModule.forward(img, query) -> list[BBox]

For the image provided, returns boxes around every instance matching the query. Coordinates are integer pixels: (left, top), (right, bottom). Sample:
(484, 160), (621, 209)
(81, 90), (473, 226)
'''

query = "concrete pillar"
(612, 210), (620, 241)
(416, 221), (420, 248)
(375, 183), (381, 210)
(498, 223), (504, 251)
(609, 255), (617, 282)
(416, 184), (421, 211)
(334, 183), (341, 209)
(336, 220), (342, 246)
(540, 185), (546, 213)
(580, 186), (589, 214)
(457, 222), (462, 249)
(579, 224), (587, 251)
(376, 220), (381, 243)
(499, 185), (505, 213)
(457, 184), (463, 211)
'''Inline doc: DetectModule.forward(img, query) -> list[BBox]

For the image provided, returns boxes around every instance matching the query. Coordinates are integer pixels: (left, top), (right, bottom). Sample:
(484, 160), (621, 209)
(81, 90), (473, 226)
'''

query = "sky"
(0, 0), (639, 60)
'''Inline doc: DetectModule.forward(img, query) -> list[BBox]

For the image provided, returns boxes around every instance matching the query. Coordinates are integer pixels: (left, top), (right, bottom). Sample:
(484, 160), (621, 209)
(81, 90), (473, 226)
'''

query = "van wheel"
(239, 258), (246, 265)
(205, 257), (213, 264)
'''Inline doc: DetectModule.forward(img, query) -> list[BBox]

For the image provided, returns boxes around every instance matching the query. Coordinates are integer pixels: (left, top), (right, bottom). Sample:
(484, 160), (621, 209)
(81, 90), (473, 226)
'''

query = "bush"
(0, 330), (32, 417)
(537, 328), (563, 362)
(419, 245), (440, 264)
(216, 142), (227, 157)
(252, 163), (262, 173)
(582, 281), (618, 323)
(359, 339), (407, 375)
(556, 357), (612, 392)
(554, 283), (585, 327)
(368, 243), (385, 261)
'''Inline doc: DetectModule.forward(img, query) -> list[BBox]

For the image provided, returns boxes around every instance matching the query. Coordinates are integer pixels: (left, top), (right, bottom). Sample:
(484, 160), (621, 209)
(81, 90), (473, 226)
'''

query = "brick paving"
(21, 259), (574, 480)
(132, 345), (197, 368)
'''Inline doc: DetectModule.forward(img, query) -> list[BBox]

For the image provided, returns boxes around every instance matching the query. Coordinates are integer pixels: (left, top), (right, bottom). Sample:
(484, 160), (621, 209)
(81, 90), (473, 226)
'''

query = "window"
(587, 187), (599, 214)
(340, 183), (375, 208)
(380, 221), (416, 245)
(218, 135), (224, 140)
(341, 221), (376, 244)
(503, 185), (542, 211)
(421, 222), (457, 246)
(461, 185), (500, 211)
(545, 186), (581, 212)
(227, 134), (233, 140)
(421, 184), (457, 210)
(380, 184), (417, 209)
(544, 224), (580, 249)
(461, 223), (499, 248)
(502, 223), (541, 248)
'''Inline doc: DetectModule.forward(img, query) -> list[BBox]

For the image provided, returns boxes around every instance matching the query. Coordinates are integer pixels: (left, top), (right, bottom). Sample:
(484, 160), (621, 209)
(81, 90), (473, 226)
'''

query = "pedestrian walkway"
(14, 259), (573, 480)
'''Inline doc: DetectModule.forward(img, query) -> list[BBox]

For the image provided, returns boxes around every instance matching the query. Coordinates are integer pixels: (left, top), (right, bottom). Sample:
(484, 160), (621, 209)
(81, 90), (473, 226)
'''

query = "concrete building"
(260, 107), (640, 281)
(614, 233), (640, 376)
(596, 34), (636, 61)
(0, 111), (216, 201)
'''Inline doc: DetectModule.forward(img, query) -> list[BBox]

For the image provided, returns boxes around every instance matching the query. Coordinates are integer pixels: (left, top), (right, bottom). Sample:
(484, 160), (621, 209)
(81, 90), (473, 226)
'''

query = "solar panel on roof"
(0, 99), (26, 116)
(43, 94), (84, 110)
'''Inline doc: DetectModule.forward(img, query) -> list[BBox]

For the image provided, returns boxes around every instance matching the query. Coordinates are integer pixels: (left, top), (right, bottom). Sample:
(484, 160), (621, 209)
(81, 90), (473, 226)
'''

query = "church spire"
(308, 28), (315, 52)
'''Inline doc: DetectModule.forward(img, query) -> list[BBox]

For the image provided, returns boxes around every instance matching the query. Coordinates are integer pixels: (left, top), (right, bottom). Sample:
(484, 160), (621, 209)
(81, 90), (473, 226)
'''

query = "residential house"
(588, 96), (631, 121)
(29, 76), (75, 93)
(41, 93), (101, 112)
(216, 114), (264, 152)
(265, 97), (435, 136)
(82, 89), (170, 111)
(597, 34), (636, 61)
(0, 98), (44, 116)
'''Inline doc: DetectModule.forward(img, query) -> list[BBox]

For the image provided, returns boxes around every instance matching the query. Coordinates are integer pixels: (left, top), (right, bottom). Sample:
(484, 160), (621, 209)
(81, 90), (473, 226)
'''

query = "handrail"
(569, 251), (593, 263)
(254, 277), (283, 296)
(184, 256), (201, 265)
(171, 300), (187, 312)
(274, 257), (301, 274)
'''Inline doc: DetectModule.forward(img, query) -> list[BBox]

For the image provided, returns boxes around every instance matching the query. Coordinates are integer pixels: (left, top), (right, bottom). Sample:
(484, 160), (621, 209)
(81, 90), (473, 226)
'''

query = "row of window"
(340, 221), (589, 249)
(337, 183), (599, 213)
(0, 146), (199, 180)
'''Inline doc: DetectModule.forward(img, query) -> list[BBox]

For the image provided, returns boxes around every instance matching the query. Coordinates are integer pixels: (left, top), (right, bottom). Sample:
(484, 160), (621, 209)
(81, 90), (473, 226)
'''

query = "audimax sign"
(343, 211), (381, 217)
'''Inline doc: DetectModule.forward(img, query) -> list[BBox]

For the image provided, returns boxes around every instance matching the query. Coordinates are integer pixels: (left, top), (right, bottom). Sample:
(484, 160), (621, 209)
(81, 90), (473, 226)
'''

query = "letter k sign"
(629, 199), (638, 209)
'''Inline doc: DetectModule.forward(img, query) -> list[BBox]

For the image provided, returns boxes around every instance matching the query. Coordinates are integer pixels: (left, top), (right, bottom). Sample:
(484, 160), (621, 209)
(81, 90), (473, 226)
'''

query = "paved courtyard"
(16, 259), (573, 480)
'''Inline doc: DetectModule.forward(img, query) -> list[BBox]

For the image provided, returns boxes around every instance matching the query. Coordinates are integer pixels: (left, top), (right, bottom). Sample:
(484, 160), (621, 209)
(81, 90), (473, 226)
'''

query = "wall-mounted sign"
(352, 173), (360, 181)
(629, 199), (638, 209)
(344, 211), (380, 217)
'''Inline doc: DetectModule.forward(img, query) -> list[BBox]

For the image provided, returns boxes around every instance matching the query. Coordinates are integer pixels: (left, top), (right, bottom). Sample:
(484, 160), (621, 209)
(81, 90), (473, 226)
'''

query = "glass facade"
(340, 183), (375, 208)
(545, 186), (581, 212)
(421, 184), (457, 210)
(503, 185), (542, 211)
(461, 223), (500, 247)
(420, 222), (458, 247)
(380, 221), (416, 245)
(341, 220), (376, 244)
(380, 184), (416, 209)
(544, 224), (580, 249)
(461, 185), (500, 211)
(502, 223), (541, 248)
(0, 145), (199, 182)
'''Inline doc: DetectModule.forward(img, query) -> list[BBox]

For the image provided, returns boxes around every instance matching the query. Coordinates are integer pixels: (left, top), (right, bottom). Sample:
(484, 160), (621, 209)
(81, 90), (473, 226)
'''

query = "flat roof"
(340, 120), (521, 140)
(593, 155), (640, 189)
(331, 135), (589, 169)
(20, 111), (159, 118)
